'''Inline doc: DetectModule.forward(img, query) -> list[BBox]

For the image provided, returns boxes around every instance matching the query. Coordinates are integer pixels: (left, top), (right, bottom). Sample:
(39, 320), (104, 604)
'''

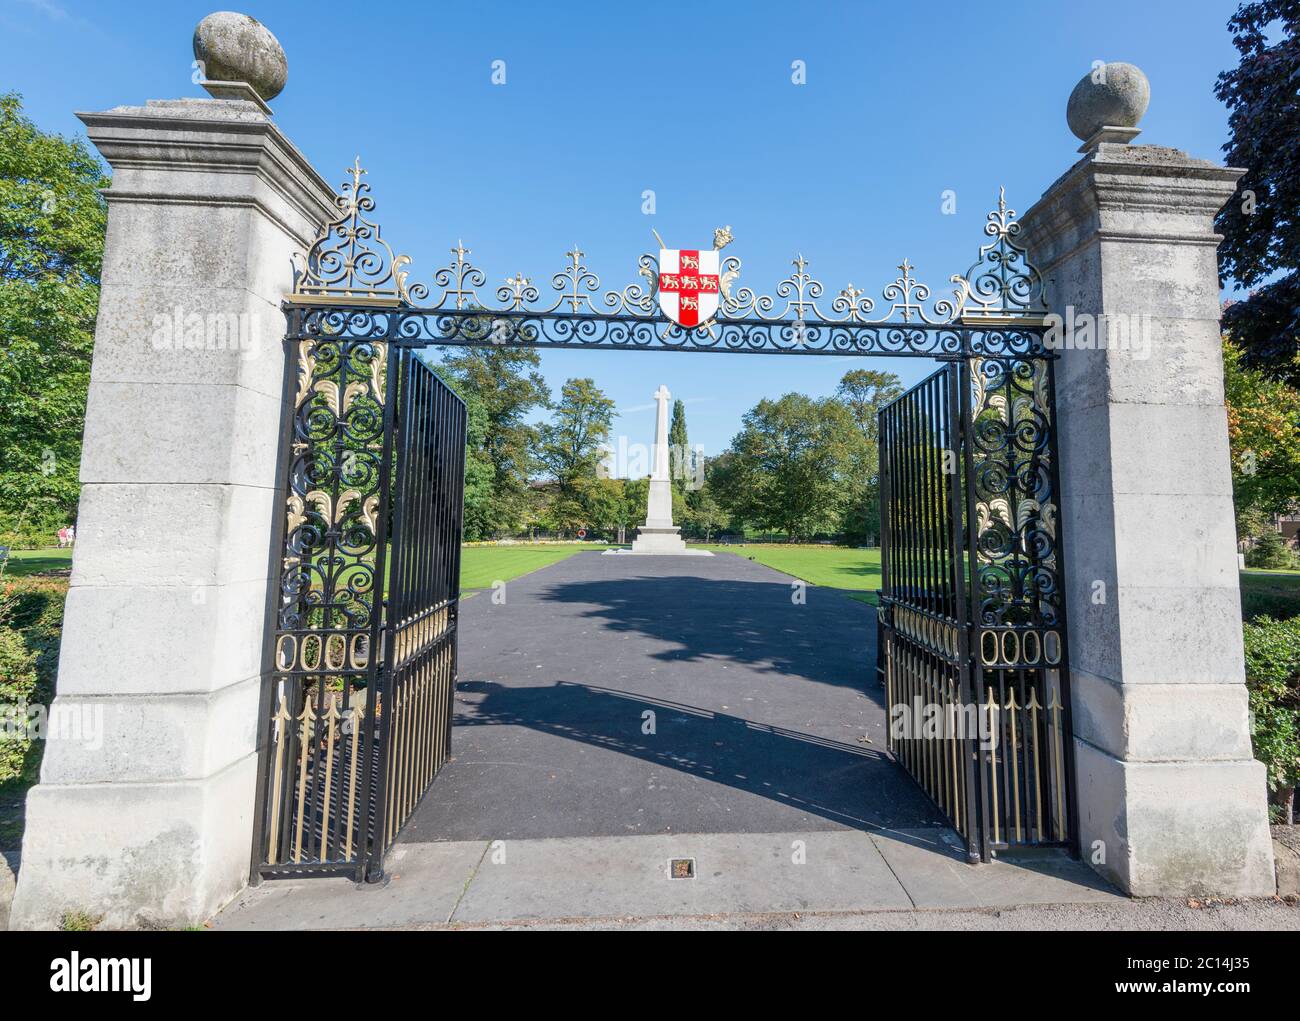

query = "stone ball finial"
(193, 12), (287, 102)
(1066, 62), (1149, 149)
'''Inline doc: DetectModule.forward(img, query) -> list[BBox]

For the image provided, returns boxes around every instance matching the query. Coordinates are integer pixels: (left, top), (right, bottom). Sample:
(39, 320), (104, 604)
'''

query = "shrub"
(1242, 615), (1300, 823)
(0, 577), (68, 846)
(1245, 529), (1298, 570)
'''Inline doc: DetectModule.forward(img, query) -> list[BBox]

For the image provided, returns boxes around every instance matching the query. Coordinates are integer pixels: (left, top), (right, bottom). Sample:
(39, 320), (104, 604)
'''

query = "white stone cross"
(651, 385), (672, 482)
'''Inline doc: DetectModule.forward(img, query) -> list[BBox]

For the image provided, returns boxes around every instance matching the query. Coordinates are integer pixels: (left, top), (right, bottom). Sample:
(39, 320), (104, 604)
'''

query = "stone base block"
(1074, 738), (1275, 897)
(630, 526), (689, 554)
(9, 752), (257, 930)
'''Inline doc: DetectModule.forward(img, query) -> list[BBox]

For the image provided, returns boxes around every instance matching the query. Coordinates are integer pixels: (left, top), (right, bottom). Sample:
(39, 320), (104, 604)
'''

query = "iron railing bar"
(362, 344), (406, 881)
(1044, 358), (1080, 857)
(954, 360), (985, 862)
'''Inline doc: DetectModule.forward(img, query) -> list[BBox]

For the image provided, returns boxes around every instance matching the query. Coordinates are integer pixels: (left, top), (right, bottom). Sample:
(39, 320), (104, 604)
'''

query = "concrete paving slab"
(211, 828), (1126, 929)
(213, 840), (487, 930)
(447, 830), (914, 923)
(429, 898), (1300, 931)
(869, 828), (1122, 909)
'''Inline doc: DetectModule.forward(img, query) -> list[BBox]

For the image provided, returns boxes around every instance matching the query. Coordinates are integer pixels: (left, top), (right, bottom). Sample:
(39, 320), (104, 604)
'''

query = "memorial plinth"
(607, 384), (711, 557)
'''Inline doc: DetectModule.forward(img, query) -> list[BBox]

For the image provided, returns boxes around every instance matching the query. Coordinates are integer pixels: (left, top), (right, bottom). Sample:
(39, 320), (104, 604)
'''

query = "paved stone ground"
(441, 901), (1300, 932)
(400, 550), (946, 843)
(216, 828), (1135, 930)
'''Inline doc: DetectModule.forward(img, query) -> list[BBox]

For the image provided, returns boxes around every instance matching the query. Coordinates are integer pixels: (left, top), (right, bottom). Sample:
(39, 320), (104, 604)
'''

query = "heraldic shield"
(657, 248), (721, 327)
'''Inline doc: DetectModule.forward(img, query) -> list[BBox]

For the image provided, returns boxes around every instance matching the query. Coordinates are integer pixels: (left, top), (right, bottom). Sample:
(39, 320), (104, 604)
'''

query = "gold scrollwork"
(289, 157), (421, 306)
(952, 187), (1048, 324)
(978, 628), (1062, 668)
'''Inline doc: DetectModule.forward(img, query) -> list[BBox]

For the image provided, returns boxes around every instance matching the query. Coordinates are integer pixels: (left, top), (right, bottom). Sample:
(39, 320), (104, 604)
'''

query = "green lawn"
(10, 543), (1294, 621)
(1, 544), (616, 591)
(1240, 568), (1300, 621)
(696, 544), (883, 604)
(459, 543), (614, 590)
(1, 547), (72, 578)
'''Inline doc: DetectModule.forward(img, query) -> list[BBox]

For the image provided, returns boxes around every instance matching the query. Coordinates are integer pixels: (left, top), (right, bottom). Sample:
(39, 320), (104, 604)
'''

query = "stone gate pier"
(1016, 65), (1275, 896)
(8, 87), (336, 927)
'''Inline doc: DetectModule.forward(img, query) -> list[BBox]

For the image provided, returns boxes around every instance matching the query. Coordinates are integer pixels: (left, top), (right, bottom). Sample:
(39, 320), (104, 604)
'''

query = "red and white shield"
(658, 249), (720, 328)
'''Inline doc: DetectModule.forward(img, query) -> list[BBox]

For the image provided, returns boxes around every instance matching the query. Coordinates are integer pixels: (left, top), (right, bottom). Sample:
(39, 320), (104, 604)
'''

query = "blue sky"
(1, 0), (1245, 464)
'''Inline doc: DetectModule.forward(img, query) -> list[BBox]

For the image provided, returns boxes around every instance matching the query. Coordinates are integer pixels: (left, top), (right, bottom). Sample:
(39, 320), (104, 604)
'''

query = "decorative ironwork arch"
(285, 160), (1051, 359)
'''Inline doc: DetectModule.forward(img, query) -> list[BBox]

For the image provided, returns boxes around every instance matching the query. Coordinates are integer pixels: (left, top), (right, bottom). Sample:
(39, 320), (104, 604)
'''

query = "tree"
(1246, 527), (1297, 569)
(834, 369), (901, 545)
(1223, 337), (1300, 531)
(1215, 1), (1300, 385)
(537, 377), (615, 498)
(668, 398), (689, 494)
(576, 476), (626, 538)
(835, 369), (902, 445)
(620, 476), (649, 538)
(0, 92), (108, 542)
(431, 362), (495, 541)
(682, 485), (726, 542)
(439, 345), (550, 535)
(712, 393), (870, 540)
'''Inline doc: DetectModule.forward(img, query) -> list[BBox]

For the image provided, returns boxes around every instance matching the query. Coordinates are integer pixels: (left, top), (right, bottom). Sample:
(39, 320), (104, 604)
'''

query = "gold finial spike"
(712, 225), (734, 250)
(651, 228), (668, 251)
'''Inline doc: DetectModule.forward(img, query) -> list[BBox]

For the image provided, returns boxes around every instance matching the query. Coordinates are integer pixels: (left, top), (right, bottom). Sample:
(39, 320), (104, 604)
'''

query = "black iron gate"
(249, 163), (1076, 879)
(251, 331), (465, 882)
(877, 355), (1076, 861)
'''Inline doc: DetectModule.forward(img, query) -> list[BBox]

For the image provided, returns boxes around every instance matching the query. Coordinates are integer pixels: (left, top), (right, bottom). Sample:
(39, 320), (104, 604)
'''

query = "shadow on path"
(399, 552), (948, 842)
(446, 679), (941, 833)
(539, 572), (873, 693)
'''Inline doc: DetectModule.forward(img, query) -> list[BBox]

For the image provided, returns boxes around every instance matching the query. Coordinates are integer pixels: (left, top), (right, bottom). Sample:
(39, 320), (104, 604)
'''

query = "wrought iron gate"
(251, 331), (465, 882)
(877, 354), (1076, 861)
(249, 161), (1076, 879)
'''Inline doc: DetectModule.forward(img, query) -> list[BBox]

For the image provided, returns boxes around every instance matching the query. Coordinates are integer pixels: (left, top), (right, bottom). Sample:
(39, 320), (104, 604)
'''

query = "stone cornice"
(77, 99), (337, 248)
(1019, 144), (1244, 275)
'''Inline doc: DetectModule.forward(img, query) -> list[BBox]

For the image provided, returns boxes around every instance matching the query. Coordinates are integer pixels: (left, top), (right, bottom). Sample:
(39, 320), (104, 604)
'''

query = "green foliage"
(668, 398), (689, 495)
(439, 345), (550, 536)
(431, 362), (495, 541)
(537, 377), (615, 498)
(0, 598), (39, 788)
(835, 368), (902, 445)
(835, 369), (899, 545)
(1215, 2), (1300, 384)
(1223, 339), (1300, 520)
(1245, 529), (1298, 570)
(0, 575), (67, 846)
(0, 92), (108, 533)
(681, 485), (726, 542)
(575, 476), (626, 533)
(58, 910), (101, 932)
(1242, 615), (1300, 818)
(622, 477), (648, 528)
(712, 393), (870, 540)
